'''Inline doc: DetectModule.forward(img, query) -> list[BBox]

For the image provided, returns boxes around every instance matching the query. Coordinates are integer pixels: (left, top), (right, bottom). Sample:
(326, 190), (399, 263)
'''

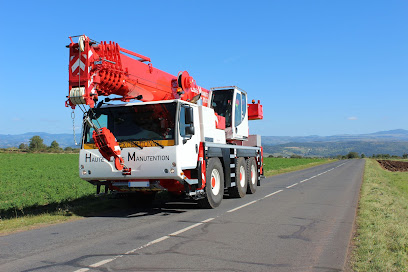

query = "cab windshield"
(84, 102), (177, 144)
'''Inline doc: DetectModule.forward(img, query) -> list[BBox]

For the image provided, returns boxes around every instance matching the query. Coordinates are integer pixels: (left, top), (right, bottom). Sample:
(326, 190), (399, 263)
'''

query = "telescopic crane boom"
(66, 35), (209, 109)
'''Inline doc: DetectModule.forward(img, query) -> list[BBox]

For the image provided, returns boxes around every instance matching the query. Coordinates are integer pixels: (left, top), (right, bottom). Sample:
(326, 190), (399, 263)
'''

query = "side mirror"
(185, 126), (195, 136)
(185, 107), (194, 124)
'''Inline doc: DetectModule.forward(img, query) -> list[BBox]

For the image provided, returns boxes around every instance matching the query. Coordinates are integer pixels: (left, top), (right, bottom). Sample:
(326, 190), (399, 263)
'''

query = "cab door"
(210, 87), (249, 141)
(178, 104), (200, 169)
(232, 89), (249, 140)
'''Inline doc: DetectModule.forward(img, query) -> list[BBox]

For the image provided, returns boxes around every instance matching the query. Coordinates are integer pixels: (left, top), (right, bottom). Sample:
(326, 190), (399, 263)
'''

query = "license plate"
(128, 181), (150, 187)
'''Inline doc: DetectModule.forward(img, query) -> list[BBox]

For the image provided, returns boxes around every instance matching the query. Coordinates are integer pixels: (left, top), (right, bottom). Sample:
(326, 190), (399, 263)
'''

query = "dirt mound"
(377, 160), (408, 172)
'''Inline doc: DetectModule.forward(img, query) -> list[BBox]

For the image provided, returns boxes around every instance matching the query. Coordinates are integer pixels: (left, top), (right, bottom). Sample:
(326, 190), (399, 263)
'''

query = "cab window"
(235, 92), (243, 126)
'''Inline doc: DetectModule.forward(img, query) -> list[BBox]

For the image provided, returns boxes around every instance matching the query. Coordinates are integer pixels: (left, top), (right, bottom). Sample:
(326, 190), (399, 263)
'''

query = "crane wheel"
(228, 157), (247, 198)
(198, 158), (224, 209)
(246, 157), (258, 194)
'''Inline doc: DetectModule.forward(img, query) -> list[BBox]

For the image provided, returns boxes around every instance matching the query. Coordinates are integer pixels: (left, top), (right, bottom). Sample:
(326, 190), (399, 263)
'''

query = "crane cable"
(71, 109), (79, 146)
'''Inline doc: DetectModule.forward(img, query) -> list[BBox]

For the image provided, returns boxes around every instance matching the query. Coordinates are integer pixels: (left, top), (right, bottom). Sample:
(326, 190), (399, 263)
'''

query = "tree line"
(16, 135), (79, 153)
(8, 136), (408, 159)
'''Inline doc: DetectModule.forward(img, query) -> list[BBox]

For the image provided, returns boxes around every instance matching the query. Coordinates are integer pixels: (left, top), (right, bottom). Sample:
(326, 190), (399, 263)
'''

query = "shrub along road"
(0, 160), (364, 272)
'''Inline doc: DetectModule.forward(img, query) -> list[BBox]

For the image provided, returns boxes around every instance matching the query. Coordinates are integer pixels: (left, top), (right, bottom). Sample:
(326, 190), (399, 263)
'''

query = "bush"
(29, 136), (46, 152)
(347, 152), (359, 159)
(19, 143), (28, 150)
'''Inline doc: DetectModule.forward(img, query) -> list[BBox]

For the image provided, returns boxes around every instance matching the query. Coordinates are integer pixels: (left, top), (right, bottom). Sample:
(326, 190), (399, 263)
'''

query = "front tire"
(198, 158), (224, 208)
(228, 157), (247, 198)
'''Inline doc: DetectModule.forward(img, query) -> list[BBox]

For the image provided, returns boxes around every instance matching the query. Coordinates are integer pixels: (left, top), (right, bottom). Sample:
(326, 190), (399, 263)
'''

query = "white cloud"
(347, 116), (358, 120)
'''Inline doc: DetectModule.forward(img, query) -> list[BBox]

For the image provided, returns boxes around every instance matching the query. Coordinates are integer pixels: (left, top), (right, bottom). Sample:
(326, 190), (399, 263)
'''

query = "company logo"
(85, 153), (106, 163)
(128, 153), (170, 162)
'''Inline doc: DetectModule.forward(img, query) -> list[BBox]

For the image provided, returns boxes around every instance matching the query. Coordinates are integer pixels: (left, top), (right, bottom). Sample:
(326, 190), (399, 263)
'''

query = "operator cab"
(210, 86), (249, 141)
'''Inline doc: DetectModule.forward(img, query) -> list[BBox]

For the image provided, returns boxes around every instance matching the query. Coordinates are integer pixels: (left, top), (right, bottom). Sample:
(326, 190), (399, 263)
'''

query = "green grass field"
(0, 153), (116, 234)
(0, 154), (332, 212)
(263, 157), (334, 176)
(350, 159), (408, 271)
(0, 153), (94, 213)
(0, 153), (334, 234)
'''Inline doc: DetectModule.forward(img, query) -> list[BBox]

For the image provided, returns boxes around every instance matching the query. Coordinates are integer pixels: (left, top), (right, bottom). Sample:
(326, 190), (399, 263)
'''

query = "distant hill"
(263, 141), (408, 157)
(262, 129), (408, 146)
(262, 129), (408, 157)
(0, 132), (79, 148)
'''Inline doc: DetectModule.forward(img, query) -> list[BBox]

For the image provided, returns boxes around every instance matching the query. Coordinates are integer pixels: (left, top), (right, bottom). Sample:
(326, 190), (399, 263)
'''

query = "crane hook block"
(92, 127), (124, 171)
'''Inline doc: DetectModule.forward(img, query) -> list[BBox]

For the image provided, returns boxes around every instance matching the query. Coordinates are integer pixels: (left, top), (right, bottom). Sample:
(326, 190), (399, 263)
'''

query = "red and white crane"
(66, 35), (263, 208)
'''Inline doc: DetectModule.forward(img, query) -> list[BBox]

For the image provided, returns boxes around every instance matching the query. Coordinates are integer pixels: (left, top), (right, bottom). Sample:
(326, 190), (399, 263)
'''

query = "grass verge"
(350, 159), (408, 271)
(263, 157), (336, 177)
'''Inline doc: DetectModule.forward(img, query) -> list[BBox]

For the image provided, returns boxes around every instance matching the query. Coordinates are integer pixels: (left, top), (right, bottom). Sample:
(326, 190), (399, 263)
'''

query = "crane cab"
(209, 86), (249, 141)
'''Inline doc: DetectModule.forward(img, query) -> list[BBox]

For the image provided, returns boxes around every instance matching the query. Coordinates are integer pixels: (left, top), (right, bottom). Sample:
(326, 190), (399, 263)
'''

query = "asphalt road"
(0, 159), (364, 272)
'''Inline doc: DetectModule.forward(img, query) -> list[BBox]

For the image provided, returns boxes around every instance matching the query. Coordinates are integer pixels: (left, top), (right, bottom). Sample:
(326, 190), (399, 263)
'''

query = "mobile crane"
(66, 35), (263, 208)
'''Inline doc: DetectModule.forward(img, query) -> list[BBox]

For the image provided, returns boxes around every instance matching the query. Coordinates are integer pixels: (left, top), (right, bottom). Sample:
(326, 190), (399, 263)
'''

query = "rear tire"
(228, 157), (247, 198)
(246, 157), (258, 194)
(198, 158), (224, 209)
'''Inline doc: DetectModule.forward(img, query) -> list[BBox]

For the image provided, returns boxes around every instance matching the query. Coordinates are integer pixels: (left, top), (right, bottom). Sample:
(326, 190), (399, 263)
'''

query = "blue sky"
(0, 0), (407, 136)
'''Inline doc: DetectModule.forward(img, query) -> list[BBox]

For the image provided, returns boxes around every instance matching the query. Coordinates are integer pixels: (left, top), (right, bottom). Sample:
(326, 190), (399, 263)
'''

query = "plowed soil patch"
(377, 160), (408, 172)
